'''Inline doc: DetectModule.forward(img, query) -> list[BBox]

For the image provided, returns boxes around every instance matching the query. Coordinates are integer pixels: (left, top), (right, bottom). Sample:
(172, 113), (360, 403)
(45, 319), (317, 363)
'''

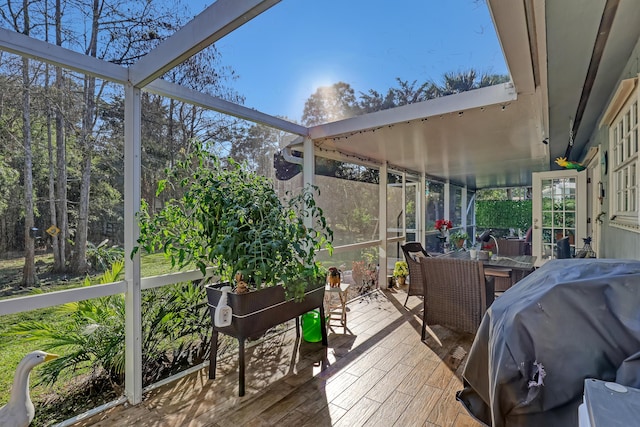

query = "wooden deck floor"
(78, 288), (481, 427)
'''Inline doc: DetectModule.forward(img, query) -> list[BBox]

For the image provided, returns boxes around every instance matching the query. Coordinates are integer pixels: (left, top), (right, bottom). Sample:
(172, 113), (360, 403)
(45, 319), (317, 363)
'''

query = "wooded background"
(0, 0), (508, 286)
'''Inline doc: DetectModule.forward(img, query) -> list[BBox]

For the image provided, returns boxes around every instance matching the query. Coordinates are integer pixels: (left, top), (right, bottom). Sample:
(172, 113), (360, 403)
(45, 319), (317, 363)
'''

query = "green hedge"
(476, 200), (532, 230)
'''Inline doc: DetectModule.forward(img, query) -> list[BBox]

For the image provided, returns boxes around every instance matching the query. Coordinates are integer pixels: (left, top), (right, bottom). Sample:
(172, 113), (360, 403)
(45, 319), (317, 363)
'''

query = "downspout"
(283, 145), (303, 165)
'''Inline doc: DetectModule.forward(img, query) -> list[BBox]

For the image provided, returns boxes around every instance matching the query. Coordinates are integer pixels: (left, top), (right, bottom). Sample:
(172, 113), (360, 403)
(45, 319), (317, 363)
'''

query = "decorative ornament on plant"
(327, 267), (341, 288)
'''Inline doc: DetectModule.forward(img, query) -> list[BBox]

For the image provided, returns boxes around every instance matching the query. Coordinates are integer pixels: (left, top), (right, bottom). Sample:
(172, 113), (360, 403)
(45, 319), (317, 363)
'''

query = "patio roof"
(304, 83), (548, 188)
(302, 0), (640, 188)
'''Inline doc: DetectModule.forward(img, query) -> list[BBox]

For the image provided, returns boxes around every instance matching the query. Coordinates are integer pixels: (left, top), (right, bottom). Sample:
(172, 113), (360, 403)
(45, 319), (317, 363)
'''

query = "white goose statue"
(0, 351), (58, 427)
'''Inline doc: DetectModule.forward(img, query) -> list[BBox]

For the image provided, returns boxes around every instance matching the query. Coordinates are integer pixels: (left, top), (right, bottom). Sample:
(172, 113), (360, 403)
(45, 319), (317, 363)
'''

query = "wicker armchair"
(401, 242), (431, 307)
(496, 238), (524, 256)
(420, 257), (494, 336)
(487, 239), (519, 292)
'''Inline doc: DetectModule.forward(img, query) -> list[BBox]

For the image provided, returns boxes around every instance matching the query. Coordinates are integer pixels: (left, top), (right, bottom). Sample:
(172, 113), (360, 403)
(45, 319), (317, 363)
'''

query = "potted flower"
(434, 218), (453, 238)
(434, 218), (453, 250)
(393, 261), (409, 286)
(135, 147), (333, 396)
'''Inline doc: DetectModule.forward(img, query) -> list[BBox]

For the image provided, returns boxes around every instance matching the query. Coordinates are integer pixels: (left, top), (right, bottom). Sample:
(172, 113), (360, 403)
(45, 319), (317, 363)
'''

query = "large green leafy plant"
(136, 148), (333, 300)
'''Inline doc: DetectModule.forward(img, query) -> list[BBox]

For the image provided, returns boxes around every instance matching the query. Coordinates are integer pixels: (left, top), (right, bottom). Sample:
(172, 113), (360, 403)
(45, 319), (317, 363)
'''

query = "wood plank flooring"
(76, 288), (481, 427)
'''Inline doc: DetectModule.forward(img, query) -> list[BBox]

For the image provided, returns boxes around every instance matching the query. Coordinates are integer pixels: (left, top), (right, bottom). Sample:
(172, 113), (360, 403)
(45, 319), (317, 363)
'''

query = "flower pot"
(206, 279), (327, 396)
(396, 276), (406, 286)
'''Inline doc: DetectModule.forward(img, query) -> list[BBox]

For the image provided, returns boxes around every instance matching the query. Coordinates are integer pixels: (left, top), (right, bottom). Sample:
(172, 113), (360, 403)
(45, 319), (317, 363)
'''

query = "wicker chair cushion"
(408, 251), (427, 262)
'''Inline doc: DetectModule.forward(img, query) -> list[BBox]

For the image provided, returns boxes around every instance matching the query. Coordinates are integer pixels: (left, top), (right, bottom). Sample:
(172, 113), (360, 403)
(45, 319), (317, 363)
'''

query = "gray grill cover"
(457, 259), (640, 427)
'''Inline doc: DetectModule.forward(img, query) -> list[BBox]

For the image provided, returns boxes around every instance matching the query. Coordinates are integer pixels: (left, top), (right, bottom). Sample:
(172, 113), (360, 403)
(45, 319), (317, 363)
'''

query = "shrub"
(5, 261), (215, 388)
(476, 200), (532, 231)
(86, 239), (124, 272)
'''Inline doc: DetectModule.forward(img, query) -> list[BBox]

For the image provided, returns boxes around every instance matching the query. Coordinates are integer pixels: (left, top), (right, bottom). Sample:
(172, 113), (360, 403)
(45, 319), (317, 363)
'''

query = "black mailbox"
(29, 227), (39, 238)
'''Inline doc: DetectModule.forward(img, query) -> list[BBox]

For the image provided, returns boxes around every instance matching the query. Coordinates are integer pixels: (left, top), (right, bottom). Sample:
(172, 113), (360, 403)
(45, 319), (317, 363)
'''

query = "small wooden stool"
(325, 282), (350, 333)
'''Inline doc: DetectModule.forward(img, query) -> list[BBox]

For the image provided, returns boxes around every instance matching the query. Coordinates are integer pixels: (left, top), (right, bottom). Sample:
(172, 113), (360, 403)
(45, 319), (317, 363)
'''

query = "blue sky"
(192, 0), (508, 123)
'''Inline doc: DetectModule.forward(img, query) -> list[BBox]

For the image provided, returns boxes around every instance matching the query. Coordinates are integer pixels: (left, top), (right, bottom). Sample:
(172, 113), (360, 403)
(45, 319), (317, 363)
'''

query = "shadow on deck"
(77, 288), (481, 427)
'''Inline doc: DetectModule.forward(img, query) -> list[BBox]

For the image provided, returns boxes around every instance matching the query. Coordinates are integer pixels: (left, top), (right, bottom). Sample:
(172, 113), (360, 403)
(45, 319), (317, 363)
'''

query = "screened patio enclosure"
(0, 0), (496, 411)
(2, 0), (640, 423)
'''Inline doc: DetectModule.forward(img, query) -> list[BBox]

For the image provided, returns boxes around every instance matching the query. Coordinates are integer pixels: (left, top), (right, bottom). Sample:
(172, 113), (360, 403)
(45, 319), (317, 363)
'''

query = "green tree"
(435, 69), (510, 96)
(229, 120), (298, 179)
(387, 78), (437, 106)
(0, 160), (18, 254)
(301, 69), (510, 123)
(302, 82), (361, 126)
(436, 69), (479, 95)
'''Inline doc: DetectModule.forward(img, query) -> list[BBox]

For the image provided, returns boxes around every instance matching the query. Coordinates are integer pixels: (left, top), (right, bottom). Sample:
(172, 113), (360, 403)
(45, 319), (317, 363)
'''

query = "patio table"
(441, 250), (536, 284)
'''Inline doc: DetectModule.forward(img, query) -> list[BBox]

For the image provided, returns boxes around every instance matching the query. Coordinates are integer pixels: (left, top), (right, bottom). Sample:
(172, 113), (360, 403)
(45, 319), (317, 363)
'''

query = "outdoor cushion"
(408, 251), (427, 262)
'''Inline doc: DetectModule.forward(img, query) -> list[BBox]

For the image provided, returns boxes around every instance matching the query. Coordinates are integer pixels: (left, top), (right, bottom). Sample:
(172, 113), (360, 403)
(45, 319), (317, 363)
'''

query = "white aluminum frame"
(0, 0), (479, 419)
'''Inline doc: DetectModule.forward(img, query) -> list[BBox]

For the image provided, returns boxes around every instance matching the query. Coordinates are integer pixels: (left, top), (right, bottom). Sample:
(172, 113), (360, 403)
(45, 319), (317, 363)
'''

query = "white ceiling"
(308, 84), (548, 188)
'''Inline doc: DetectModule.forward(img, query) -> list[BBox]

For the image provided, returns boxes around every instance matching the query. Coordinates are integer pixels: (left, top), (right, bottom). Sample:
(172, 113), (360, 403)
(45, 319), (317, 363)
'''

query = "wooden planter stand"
(205, 281), (327, 396)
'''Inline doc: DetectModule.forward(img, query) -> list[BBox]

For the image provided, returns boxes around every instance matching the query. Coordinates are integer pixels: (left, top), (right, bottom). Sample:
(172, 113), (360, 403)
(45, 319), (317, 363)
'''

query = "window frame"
(608, 79), (639, 231)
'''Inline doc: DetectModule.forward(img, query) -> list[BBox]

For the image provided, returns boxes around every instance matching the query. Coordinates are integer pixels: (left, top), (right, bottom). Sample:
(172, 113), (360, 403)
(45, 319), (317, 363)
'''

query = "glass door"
(386, 171), (405, 277)
(404, 180), (419, 242)
(532, 170), (587, 266)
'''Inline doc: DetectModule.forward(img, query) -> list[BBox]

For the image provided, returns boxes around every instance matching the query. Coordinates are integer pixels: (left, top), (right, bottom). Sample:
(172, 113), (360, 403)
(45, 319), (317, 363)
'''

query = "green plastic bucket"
(301, 310), (322, 343)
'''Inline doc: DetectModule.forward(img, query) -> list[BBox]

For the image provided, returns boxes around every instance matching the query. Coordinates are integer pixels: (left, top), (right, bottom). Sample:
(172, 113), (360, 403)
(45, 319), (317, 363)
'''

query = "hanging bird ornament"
(555, 157), (585, 171)
(556, 120), (585, 171)
(0, 351), (58, 427)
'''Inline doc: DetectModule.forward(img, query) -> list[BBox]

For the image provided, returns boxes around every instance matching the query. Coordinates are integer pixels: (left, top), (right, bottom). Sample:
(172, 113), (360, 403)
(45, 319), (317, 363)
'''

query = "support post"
(444, 181), (451, 223)
(420, 172), (426, 248)
(124, 83), (142, 405)
(379, 162), (388, 287)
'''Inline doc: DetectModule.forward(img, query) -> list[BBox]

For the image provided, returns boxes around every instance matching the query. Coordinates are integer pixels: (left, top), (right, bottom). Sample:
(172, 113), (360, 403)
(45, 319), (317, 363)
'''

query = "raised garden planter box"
(206, 280), (327, 396)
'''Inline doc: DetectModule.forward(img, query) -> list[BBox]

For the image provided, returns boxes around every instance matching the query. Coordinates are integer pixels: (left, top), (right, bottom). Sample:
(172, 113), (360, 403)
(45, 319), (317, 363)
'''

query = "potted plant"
(393, 261), (409, 286)
(135, 147), (333, 396)
(449, 230), (469, 249)
(434, 218), (453, 251)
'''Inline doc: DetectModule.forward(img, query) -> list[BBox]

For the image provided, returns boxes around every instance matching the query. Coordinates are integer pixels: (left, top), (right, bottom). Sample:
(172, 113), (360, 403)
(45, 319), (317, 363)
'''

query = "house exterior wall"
(582, 36), (640, 260)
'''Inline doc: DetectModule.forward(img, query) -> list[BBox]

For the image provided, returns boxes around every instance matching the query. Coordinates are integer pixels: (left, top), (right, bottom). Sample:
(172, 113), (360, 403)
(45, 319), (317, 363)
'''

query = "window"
(608, 80), (639, 229)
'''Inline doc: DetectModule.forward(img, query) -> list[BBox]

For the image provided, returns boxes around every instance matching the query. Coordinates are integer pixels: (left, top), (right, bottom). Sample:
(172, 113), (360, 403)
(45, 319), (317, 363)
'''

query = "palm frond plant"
(86, 239), (124, 272)
(5, 261), (216, 390)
